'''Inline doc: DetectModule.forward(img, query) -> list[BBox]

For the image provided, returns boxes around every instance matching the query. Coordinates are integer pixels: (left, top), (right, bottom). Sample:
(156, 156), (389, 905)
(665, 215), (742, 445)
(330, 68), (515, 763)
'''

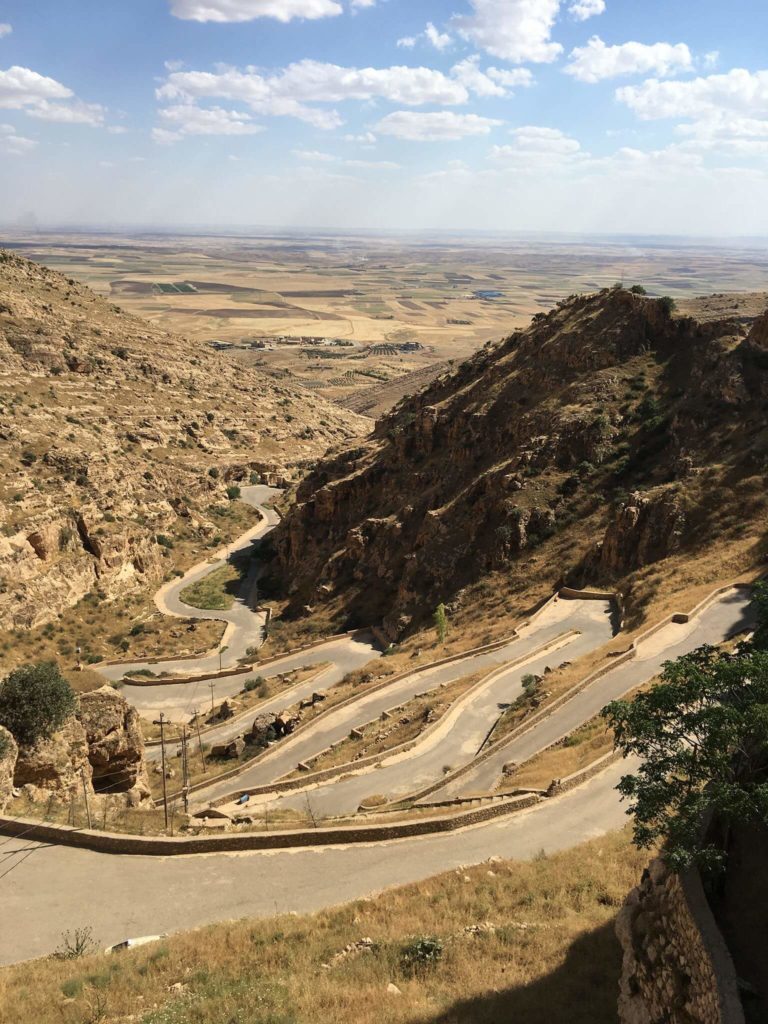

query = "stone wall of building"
(616, 857), (744, 1024)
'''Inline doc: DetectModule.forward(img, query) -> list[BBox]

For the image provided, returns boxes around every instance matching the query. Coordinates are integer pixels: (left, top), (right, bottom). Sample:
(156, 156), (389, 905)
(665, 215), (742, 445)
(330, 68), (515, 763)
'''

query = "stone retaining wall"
(616, 858), (744, 1024)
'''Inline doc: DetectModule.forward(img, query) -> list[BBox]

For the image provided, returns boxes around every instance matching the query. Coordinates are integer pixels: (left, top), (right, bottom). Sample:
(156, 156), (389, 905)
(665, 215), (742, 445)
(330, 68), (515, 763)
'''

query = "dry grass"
(179, 563), (242, 611)
(0, 828), (647, 1024)
(501, 717), (616, 793)
(286, 672), (482, 779)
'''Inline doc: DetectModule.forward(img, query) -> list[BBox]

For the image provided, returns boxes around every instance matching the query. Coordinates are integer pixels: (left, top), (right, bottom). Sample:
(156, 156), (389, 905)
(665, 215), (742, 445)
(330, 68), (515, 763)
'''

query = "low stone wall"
(0, 791), (541, 855)
(121, 628), (369, 686)
(616, 858), (744, 1024)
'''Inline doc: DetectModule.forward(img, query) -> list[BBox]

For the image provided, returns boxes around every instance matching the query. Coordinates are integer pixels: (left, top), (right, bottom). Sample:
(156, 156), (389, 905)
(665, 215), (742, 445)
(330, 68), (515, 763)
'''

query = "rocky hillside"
(0, 252), (368, 631)
(275, 287), (768, 637)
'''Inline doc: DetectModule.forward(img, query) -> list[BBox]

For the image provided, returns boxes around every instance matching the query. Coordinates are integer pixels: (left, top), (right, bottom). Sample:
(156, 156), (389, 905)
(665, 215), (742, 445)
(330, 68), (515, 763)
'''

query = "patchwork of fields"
(5, 230), (768, 414)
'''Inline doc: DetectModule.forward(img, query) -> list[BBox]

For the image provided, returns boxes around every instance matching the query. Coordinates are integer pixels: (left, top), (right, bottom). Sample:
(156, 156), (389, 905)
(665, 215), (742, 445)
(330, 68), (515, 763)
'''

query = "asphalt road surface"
(0, 758), (633, 967)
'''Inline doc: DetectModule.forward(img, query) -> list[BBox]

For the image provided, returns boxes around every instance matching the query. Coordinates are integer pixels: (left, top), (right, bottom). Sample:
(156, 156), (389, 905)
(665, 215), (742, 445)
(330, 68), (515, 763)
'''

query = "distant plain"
(5, 231), (768, 414)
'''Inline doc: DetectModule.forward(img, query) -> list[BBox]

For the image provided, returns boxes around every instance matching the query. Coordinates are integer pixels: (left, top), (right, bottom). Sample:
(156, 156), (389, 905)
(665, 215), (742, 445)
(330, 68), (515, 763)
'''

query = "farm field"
(5, 230), (768, 414)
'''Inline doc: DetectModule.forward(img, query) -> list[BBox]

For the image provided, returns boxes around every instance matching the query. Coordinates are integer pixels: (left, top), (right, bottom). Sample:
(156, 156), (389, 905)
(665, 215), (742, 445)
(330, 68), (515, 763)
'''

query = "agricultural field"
(5, 230), (768, 415)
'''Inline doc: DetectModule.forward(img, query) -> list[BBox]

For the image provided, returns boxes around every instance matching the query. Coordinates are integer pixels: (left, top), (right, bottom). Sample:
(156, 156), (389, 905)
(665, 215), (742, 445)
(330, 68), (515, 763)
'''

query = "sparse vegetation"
(0, 830), (648, 1024)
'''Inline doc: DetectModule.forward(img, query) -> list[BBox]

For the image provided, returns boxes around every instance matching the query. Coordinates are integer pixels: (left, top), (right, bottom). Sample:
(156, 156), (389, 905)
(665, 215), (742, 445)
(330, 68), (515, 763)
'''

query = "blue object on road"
(238, 794), (250, 805)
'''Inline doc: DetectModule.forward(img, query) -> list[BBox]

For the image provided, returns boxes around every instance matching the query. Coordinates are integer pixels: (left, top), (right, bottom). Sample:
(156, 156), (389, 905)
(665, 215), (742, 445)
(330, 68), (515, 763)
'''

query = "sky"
(1, 0), (767, 235)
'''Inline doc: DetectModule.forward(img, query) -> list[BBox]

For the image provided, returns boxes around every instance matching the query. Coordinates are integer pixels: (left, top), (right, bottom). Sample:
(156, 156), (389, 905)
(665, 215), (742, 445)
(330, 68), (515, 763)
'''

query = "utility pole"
(208, 681), (216, 716)
(192, 708), (207, 772)
(80, 768), (92, 830)
(181, 725), (190, 814)
(218, 644), (228, 672)
(153, 712), (169, 830)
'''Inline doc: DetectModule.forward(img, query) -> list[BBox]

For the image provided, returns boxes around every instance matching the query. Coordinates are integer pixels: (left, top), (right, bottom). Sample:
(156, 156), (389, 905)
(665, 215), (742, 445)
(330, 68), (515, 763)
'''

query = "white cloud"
(374, 110), (502, 141)
(292, 148), (335, 161)
(350, 0), (376, 7)
(398, 22), (453, 52)
(26, 99), (106, 126)
(0, 122), (36, 155)
(0, 65), (105, 125)
(565, 37), (693, 83)
(0, 65), (72, 109)
(569, 0), (604, 21)
(344, 130), (377, 144)
(169, 0), (343, 22)
(0, 24), (12, 38)
(491, 125), (582, 170)
(451, 59), (533, 98)
(344, 158), (399, 168)
(425, 22), (452, 51)
(157, 60), (473, 134)
(453, 0), (562, 64)
(617, 68), (768, 121)
(487, 67), (534, 88)
(156, 103), (264, 140)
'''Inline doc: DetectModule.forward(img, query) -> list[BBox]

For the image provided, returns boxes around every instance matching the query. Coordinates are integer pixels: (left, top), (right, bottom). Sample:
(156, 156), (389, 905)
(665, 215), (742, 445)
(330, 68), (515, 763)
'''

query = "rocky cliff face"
(0, 725), (17, 811)
(9, 686), (151, 808)
(0, 252), (368, 631)
(274, 289), (768, 637)
(590, 490), (688, 577)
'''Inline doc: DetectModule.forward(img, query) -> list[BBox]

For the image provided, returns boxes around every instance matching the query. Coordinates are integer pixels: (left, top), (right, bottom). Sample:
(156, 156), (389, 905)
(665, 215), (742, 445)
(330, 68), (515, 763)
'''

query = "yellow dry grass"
(0, 828), (647, 1024)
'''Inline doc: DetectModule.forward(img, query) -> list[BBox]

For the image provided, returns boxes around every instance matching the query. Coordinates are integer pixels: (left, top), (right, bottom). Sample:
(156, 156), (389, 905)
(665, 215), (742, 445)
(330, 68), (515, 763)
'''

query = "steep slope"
(0, 252), (368, 630)
(275, 288), (768, 637)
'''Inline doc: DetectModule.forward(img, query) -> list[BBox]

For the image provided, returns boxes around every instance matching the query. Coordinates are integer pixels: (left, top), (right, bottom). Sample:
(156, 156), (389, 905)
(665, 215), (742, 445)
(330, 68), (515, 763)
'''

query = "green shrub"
(401, 936), (444, 974)
(658, 295), (676, 315)
(226, 485), (241, 501)
(244, 675), (267, 696)
(0, 662), (76, 746)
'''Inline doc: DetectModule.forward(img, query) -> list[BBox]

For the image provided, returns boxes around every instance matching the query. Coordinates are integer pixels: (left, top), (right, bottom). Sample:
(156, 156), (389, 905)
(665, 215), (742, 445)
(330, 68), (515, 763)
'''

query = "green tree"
(603, 634), (768, 872)
(433, 603), (448, 644)
(0, 662), (77, 746)
(629, 284), (647, 295)
(658, 295), (676, 315)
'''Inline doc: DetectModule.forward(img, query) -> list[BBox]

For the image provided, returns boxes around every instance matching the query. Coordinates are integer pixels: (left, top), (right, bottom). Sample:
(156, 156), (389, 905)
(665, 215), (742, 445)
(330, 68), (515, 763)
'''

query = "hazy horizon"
(1, 1), (767, 234)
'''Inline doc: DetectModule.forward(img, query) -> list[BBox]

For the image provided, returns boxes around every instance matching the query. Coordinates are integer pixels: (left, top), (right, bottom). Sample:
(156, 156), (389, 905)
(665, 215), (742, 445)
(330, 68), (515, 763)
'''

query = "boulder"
(211, 737), (245, 760)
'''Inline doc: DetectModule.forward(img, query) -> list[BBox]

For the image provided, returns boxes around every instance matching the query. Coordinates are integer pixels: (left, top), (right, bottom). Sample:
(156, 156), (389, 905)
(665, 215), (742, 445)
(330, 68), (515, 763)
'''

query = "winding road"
(0, 485), (755, 968)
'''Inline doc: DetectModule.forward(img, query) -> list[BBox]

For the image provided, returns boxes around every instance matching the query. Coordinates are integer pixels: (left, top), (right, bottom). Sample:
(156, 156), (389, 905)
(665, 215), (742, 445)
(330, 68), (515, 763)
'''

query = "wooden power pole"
(192, 708), (207, 772)
(181, 725), (190, 814)
(153, 712), (169, 830)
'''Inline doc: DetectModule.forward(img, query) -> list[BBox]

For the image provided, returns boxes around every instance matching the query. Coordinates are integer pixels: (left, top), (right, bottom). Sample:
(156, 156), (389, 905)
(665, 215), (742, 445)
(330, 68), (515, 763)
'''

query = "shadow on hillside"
(415, 920), (621, 1024)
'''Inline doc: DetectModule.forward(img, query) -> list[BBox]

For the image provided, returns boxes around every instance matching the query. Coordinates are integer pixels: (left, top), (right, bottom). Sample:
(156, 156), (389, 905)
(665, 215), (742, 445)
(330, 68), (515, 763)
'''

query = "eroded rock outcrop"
(13, 716), (90, 799)
(590, 489), (687, 578)
(0, 725), (17, 811)
(11, 686), (151, 807)
(78, 686), (151, 805)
